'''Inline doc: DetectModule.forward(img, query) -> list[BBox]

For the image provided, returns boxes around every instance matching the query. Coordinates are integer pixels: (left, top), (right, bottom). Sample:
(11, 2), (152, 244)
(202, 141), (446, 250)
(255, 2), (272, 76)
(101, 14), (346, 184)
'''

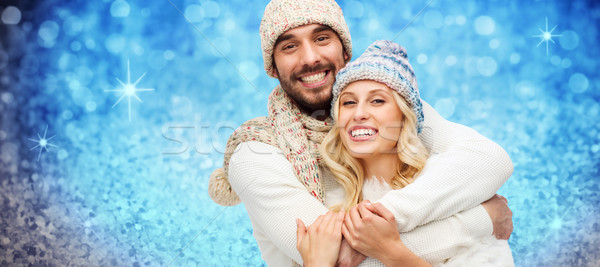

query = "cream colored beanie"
(259, 0), (353, 77)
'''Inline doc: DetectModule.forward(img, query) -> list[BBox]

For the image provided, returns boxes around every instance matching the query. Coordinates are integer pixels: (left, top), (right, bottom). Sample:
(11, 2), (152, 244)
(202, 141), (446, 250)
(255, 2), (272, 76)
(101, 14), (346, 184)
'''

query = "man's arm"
(229, 141), (510, 266)
(229, 141), (328, 265)
(378, 100), (514, 232)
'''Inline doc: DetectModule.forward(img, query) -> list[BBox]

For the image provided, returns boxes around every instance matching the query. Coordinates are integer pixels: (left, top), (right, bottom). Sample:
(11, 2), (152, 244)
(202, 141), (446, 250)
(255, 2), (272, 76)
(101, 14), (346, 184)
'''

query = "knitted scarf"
(208, 85), (333, 206)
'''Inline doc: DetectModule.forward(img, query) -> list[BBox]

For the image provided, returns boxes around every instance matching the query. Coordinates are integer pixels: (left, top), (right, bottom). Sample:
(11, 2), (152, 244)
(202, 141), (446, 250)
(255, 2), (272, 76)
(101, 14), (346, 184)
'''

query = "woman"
(296, 40), (513, 266)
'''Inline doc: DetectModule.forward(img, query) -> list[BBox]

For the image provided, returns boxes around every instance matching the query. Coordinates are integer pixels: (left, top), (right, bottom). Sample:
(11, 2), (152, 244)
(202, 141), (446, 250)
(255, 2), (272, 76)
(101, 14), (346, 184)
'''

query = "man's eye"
(282, 44), (296, 50)
(316, 36), (329, 42)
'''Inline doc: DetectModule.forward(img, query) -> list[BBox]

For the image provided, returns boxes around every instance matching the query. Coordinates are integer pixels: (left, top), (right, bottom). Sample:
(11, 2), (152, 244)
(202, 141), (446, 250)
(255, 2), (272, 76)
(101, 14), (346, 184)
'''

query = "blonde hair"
(321, 91), (429, 212)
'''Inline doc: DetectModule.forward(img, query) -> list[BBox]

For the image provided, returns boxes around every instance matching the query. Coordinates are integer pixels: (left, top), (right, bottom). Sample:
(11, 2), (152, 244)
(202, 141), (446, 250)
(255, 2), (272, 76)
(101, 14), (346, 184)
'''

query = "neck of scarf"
(208, 85), (333, 206)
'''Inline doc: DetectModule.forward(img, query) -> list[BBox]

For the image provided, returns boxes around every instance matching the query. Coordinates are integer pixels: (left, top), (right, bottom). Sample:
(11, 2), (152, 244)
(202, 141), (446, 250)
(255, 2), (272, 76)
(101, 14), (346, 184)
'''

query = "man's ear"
(272, 67), (278, 78)
(344, 52), (349, 61)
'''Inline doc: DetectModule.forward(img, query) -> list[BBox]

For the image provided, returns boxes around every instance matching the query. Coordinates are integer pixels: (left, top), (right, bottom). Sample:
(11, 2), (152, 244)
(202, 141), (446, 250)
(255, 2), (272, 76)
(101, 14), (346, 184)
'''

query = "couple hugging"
(209, 0), (515, 266)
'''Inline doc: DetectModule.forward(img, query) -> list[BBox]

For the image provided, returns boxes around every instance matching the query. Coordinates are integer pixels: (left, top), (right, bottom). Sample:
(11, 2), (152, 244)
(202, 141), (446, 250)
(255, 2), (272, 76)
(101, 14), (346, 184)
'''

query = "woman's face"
(337, 80), (404, 159)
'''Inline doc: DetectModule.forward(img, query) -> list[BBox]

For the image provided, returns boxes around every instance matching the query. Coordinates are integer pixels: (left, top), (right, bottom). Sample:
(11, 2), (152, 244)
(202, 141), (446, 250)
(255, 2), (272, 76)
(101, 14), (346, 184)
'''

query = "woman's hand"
(342, 201), (432, 266)
(296, 210), (345, 267)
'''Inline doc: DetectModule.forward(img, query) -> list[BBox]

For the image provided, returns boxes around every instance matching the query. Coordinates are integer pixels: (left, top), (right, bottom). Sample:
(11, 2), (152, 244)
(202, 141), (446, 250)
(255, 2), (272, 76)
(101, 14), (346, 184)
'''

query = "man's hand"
(482, 194), (513, 240)
(335, 238), (366, 267)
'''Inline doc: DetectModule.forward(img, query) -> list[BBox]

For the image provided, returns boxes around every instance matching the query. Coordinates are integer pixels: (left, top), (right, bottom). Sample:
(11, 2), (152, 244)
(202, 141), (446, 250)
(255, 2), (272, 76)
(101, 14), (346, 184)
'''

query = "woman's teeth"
(300, 71), (326, 84)
(351, 129), (376, 137)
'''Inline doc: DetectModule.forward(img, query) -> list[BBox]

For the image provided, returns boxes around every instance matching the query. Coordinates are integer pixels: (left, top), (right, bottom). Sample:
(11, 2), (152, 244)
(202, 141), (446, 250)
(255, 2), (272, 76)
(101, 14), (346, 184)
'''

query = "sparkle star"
(105, 60), (154, 122)
(532, 17), (562, 56)
(28, 125), (58, 161)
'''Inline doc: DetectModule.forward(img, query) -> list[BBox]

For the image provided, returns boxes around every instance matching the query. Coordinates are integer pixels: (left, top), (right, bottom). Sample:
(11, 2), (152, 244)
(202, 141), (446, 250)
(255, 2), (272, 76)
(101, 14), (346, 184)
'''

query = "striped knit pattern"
(208, 85), (332, 206)
(259, 0), (352, 77)
(331, 40), (424, 133)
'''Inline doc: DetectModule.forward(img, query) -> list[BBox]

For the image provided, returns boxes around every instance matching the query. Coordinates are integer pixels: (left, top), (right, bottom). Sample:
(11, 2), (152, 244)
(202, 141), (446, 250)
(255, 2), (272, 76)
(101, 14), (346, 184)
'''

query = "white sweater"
(228, 101), (514, 266)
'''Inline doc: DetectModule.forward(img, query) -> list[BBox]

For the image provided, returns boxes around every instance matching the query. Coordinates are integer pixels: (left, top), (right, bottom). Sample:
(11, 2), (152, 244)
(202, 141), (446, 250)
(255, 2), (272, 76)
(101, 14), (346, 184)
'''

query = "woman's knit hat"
(331, 40), (424, 133)
(259, 0), (353, 78)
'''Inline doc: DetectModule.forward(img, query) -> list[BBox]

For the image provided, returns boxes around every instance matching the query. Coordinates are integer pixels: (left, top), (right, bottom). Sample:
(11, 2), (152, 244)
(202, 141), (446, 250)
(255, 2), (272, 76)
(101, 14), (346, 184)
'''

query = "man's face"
(272, 24), (349, 113)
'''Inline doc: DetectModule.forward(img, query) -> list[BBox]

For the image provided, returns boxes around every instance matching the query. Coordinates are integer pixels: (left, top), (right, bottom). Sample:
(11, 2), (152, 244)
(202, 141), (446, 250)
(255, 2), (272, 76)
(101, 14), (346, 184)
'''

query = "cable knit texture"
(259, 0), (352, 77)
(208, 85), (332, 206)
(332, 40), (424, 132)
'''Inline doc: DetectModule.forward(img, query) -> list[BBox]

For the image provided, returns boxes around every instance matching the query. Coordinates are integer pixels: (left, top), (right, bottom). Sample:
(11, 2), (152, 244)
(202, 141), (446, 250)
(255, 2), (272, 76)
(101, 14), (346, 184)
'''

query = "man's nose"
(299, 42), (322, 66)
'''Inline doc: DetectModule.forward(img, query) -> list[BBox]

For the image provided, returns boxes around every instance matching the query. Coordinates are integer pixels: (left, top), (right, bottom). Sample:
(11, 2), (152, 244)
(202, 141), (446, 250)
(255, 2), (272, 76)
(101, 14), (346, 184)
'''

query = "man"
(208, 0), (514, 266)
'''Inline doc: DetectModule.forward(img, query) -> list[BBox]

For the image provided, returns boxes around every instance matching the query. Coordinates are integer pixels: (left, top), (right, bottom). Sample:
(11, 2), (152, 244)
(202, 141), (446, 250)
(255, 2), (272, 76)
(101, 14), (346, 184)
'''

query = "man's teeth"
(300, 72), (326, 84)
(351, 129), (376, 137)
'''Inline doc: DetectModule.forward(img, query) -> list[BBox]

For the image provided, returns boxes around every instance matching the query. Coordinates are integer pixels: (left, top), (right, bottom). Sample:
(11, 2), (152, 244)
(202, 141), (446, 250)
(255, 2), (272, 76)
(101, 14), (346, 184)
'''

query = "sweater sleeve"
(377, 100), (514, 233)
(228, 141), (495, 266)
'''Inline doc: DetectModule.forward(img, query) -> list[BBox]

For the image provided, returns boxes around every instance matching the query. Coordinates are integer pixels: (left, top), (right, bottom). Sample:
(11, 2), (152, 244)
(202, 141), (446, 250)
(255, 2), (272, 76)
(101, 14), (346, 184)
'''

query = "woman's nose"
(353, 104), (370, 121)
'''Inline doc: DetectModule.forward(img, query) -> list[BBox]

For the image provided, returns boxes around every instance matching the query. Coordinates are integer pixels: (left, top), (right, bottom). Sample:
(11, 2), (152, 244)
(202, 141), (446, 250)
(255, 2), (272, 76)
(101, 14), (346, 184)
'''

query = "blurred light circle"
(444, 15), (454, 25)
(0, 50), (8, 69)
(1, 6), (22, 25)
(70, 41), (82, 51)
(550, 55), (561, 65)
(105, 34), (126, 54)
(455, 15), (466, 25)
(62, 110), (73, 120)
(417, 53), (428, 64)
(72, 87), (93, 106)
(477, 57), (497, 77)
(63, 16), (83, 36)
(561, 58), (572, 69)
(210, 37), (230, 56)
(86, 101), (97, 112)
(38, 20), (60, 41)
(445, 55), (457, 66)
(569, 73), (588, 93)
(163, 50), (175, 60)
(474, 16), (495, 35)
(434, 98), (455, 118)
(515, 80), (536, 99)
(368, 19), (379, 31)
(141, 8), (151, 17)
(238, 61), (259, 81)
(559, 30), (579, 51)
(1, 92), (13, 103)
(185, 4), (204, 23)
(509, 53), (520, 64)
(57, 149), (68, 160)
(489, 39), (500, 49)
(110, 0), (130, 18)
(203, 1), (220, 18)
(424, 10), (444, 29)
(0, 130), (6, 141)
(85, 39), (96, 50)
(344, 1), (364, 18)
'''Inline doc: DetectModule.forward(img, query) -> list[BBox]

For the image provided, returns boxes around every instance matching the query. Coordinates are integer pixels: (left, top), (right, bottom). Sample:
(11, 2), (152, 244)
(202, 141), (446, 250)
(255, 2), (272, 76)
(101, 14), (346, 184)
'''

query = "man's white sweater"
(228, 101), (513, 266)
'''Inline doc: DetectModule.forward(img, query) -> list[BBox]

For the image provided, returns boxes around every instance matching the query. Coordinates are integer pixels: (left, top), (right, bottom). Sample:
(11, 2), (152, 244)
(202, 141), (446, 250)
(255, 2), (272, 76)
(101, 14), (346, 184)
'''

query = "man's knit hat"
(259, 0), (352, 78)
(331, 40), (424, 133)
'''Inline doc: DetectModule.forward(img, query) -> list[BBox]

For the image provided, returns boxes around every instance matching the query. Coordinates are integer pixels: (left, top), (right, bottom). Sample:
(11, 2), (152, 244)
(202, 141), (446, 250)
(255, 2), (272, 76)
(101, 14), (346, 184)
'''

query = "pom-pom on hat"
(331, 40), (424, 133)
(259, 0), (352, 78)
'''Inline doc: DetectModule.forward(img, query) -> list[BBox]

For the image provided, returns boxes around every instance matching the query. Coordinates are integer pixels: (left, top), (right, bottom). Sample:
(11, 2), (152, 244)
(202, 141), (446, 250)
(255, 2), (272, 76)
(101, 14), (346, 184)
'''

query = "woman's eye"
(342, 100), (356, 105)
(372, 99), (385, 104)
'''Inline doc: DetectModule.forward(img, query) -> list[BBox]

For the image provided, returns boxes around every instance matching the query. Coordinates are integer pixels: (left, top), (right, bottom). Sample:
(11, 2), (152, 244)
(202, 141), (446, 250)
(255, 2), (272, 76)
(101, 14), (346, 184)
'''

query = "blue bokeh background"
(1, 0), (599, 266)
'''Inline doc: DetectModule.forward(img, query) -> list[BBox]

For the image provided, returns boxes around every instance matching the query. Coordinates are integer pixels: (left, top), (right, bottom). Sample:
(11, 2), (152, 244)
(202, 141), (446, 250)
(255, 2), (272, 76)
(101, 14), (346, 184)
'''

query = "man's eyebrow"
(274, 25), (335, 48)
(274, 33), (294, 47)
(312, 25), (333, 34)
